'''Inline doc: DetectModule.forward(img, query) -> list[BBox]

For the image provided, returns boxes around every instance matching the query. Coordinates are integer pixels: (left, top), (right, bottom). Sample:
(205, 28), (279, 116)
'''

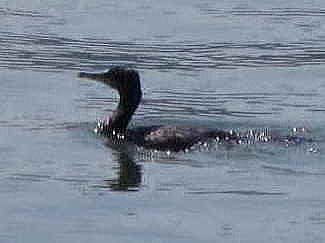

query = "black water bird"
(78, 67), (239, 151)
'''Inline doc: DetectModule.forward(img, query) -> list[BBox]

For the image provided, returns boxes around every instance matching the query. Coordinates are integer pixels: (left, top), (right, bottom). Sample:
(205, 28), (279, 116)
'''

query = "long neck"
(109, 88), (141, 134)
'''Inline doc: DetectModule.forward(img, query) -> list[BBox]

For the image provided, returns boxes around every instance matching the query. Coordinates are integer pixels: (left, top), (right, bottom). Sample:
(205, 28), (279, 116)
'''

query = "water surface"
(1, 0), (325, 242)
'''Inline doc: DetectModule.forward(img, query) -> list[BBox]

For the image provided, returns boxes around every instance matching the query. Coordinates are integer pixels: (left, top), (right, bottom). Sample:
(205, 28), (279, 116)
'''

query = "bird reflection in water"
(103, 149), (142, 191)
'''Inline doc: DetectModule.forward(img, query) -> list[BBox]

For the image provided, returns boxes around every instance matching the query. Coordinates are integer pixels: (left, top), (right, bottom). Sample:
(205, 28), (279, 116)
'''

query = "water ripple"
(1, 31), (325, 72)
(79, 90), (317, 121)
(9, 173), (89, 184)
(187, 189), (287, 196)
(200, 7), (325, 17)
(0, 119), (85, 132)
(262, 165), (325, 176)
(0, 7), (50, 18)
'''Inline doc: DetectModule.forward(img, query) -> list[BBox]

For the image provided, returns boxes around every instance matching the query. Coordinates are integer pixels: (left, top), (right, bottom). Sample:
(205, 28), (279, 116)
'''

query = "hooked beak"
(78, 71), (107, 81)
(78, 71), (114, 88)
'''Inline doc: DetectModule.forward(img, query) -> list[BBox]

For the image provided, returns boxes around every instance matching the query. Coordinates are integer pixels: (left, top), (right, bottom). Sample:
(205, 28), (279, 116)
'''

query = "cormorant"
(78, 66), (237, 151)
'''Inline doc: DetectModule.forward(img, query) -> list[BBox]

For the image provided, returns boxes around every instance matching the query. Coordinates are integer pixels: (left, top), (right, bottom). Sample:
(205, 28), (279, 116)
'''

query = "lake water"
(1, 0), (325, 242)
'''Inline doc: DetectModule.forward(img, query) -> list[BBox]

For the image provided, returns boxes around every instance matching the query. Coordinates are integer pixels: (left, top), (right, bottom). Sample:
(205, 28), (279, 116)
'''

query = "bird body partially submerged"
(78, 66), (237, 151)
(78, 66), (310, 152)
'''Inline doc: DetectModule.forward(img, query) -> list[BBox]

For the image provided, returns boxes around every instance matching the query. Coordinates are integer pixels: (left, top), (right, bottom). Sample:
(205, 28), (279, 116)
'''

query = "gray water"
(1, 0), (325, 242)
